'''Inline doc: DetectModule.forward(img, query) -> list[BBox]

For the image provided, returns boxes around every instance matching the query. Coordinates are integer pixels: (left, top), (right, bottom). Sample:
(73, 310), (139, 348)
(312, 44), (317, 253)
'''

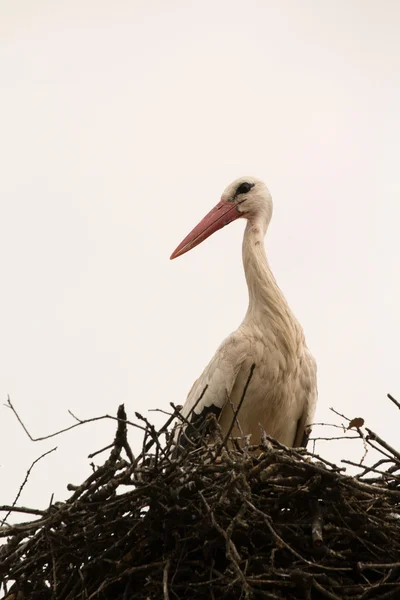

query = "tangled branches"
(1, 397), (400, 599)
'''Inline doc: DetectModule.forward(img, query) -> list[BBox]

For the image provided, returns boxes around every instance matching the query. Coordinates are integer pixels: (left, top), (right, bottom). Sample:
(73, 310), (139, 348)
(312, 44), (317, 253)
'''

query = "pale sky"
(1, 0), (399, 513)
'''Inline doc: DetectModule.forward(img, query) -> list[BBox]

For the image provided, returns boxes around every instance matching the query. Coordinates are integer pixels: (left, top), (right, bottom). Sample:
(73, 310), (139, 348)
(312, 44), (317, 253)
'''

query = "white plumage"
(170, 177), (317, 449)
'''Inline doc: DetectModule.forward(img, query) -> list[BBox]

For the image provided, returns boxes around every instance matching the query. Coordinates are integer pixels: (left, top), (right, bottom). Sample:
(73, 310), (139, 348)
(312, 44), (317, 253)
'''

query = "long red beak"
(170, 199), (242, 260)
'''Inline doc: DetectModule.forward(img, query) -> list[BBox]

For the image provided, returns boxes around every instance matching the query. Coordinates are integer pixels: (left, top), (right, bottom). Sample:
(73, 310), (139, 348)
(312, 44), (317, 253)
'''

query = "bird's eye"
(235, 182), (254, 196)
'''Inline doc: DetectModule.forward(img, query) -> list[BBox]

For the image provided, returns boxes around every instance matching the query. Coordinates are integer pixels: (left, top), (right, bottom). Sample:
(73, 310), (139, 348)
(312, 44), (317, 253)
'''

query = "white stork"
(170, 177), (317, 450)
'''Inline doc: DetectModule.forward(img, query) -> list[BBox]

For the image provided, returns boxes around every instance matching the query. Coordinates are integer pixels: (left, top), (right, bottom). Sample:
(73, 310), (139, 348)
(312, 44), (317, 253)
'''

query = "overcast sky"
(1, 0), (399, 514)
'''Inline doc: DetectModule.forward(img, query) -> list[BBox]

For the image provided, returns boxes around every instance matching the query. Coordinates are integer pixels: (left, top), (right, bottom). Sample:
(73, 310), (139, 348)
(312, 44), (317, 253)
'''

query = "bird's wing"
(174, 333), (248, 448)
(293, 350), (318, 447)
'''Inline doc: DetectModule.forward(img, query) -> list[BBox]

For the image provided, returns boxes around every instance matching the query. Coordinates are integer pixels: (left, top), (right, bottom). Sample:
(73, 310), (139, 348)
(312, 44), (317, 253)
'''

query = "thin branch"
(387, 393), (400, 411)
(312, 579), (343, 600)
(329, 407), (351, 422)
(0, 505), (45, 516)
(216, 364), (256, 457)
(5, 396), (146, 442)
(310, 436), (360, 441)
(163, 558), (171, 600)
(310, 499), (324, 547)
(88, 443), (114, 459)
(366, 428), (400, 462)
(1, 447), (57, 526)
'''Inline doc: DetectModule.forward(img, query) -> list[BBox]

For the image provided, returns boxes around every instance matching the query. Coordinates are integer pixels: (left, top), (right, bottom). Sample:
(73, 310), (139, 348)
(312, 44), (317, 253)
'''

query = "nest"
(1, 397), (400, 600)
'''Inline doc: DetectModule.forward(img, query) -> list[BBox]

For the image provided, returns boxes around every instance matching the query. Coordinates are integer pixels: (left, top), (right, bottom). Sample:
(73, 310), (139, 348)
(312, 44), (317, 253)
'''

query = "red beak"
(170, 199), (242, 260)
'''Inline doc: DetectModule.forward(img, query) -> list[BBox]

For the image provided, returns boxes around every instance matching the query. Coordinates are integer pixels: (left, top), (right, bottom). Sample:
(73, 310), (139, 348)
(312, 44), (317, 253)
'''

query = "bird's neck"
(242, 217), (302, 351)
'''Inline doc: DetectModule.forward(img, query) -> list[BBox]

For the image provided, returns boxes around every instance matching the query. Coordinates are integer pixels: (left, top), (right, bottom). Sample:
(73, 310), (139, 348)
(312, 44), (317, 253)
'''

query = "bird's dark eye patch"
(235, 182), (254, 196)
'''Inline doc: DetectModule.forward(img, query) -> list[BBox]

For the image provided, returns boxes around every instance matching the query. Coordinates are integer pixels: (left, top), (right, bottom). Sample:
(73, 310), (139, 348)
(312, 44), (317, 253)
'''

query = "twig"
(310, 436), (360, 441)
(310, 499), (324, 547)
(215, 364), (256, 457)
(88, 443), (114, 459)
(366, 428), (400, 462)
(135, 411), (171, 465)
(357, 562), (400, 571)
(387, 393), (400, 411)
(5, 396), (146, 442)
(226, 390), (244, 437)
(163, 558), (171, 600)
(1, 447), (57, 527)
(329, 407), (351, 422)
(0, 505), (45, 516)
(110, 404), (135, 464)
(342, 459), (400, 481)
(312, 579), (343, 600)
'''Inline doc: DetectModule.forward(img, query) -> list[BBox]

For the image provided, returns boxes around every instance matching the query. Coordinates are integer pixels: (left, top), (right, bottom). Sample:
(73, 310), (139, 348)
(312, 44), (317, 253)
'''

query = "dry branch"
(0, 393), (399, 599)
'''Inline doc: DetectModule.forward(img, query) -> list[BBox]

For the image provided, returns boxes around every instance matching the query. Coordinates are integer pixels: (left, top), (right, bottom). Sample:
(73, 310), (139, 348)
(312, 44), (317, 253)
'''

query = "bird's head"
(170, 176), (272, 259)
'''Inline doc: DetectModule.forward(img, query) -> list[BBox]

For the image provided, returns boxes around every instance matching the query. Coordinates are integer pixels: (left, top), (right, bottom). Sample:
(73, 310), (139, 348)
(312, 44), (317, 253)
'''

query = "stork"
(170, 177), (317, 450)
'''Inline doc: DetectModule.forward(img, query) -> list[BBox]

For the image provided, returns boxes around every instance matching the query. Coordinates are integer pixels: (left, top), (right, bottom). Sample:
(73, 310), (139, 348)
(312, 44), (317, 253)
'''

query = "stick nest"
(1, 402), (400, 600)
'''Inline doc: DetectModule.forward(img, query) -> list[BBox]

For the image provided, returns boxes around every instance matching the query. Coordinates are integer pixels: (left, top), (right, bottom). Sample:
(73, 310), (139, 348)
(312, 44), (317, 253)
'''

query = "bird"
(170, 176), (317, 451)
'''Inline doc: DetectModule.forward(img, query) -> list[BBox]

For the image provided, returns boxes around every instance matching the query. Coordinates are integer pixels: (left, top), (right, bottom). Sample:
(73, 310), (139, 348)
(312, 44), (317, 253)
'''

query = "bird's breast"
(218, 338), (312, 447)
